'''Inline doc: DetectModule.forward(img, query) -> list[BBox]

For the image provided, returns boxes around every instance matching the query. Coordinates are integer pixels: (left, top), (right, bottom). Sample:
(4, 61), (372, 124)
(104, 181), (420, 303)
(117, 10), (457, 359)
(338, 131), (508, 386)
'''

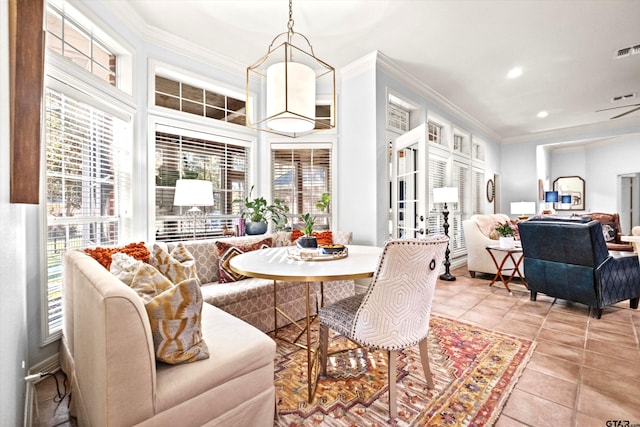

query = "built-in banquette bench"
(60, 230), (354, 426)
(163, 230), (355, 333)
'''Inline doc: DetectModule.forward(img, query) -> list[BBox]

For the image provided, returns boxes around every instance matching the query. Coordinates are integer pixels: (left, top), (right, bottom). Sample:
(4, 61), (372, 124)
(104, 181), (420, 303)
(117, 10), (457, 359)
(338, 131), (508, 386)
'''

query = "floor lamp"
(173, 179), (214, 239)
(433, 186), (458, 281)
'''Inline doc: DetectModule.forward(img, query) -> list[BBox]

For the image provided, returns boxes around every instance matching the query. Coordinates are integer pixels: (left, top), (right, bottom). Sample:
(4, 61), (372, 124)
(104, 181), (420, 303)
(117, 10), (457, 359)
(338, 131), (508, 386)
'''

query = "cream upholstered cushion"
(145, 278), (209, 364)
(150, 243), (199, 285)
(110, 252), (144, 285)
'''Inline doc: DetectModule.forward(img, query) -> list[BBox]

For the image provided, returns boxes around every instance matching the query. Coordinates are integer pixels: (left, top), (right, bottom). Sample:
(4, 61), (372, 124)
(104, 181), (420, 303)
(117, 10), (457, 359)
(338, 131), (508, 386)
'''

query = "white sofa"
(61, 250), (276, 427)
(462, 213), (523, 278)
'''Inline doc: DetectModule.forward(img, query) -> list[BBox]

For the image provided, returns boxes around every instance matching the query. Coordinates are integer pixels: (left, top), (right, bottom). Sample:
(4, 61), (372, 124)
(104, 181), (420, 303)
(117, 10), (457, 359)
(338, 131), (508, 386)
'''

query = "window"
(46, 3), (116, 86)
(472, 137), (485, 162)
(271, 146), (332, 229)
(44, 88), (130, 338)
(427, 121), (443, 145)
(453, 130), (470, 156)
(388, 102), (409, 132)
(155, 75), (246, 126)
(154, 127), (250, 241)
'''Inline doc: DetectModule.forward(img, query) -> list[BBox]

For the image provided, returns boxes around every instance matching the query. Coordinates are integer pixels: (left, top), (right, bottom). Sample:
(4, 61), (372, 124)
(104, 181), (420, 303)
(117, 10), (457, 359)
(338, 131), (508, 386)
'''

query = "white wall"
(502, 132), (640, 226)
(0, 1), (28, 424)
(338, 53), (379, 245)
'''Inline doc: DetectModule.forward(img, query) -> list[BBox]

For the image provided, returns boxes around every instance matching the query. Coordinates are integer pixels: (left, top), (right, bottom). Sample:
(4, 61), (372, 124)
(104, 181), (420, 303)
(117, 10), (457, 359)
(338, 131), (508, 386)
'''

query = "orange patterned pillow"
(313, 231), (333, 246)
(149, 243), (198, 285)
(290, 229), (333, 245)
(145, 278), (209, 364)
(85, 242), (149, 270)
(129, 263), (174, 304)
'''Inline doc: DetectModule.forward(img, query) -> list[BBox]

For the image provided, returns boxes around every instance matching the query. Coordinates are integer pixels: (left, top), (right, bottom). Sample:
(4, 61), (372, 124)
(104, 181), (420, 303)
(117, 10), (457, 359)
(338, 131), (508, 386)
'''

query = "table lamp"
(433, 186), (458, 281)
(543, 191), (558, 214)
(561, 194), (572, 208)
(510, 201), (536, 220)
(174, 179), (214, 239)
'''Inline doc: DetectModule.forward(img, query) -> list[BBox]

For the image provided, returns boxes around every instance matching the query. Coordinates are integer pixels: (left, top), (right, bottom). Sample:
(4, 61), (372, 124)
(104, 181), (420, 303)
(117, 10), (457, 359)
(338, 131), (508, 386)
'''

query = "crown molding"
(374, 51), (501, 142)
(105, 1), (246, 76)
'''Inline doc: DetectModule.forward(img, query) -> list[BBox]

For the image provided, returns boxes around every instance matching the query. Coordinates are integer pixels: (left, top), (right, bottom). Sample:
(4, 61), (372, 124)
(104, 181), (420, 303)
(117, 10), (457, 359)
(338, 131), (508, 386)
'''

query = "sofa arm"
(596, 253), (640, 307)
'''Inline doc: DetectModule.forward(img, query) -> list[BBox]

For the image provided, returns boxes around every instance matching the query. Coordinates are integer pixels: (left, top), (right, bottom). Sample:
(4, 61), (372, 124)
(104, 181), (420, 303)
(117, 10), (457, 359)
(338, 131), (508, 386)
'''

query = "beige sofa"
(462, 213), (523, 278)
(61, 250), (276, 427)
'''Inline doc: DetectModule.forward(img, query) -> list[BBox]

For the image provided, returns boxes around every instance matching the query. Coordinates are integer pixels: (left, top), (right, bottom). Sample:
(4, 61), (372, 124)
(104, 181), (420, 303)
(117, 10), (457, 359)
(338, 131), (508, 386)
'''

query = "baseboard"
(24, 353), (60, 427)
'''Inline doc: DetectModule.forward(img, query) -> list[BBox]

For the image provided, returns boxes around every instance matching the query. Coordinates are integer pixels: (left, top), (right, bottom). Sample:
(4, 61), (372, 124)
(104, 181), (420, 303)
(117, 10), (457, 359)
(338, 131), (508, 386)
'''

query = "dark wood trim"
(9, 0), (44, 204)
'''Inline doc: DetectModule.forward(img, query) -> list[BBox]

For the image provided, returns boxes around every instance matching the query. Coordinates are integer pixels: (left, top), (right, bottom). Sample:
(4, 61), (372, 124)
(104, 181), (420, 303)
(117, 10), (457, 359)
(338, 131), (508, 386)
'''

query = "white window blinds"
(427, 156), (447, 235)
(271, 147), (332, 229)
(44, 88), (129, 336)
(154, 128), (250, 241)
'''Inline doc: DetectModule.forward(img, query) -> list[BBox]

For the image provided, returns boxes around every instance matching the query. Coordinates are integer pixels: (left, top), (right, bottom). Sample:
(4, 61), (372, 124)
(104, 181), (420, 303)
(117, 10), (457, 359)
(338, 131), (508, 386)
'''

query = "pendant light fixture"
(246, 0), (336, 138)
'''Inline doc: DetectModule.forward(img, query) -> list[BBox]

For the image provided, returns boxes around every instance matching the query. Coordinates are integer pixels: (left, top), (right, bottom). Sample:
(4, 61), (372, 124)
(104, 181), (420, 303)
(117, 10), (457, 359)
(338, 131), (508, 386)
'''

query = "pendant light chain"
(287, 0), (294, 43)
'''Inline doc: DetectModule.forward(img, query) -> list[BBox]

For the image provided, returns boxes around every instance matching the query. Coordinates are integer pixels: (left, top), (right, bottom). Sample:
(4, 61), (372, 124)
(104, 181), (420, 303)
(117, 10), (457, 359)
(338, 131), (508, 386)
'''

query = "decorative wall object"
(9, 0), (45, 204)
(486, 178), (495, 203)
(553, 176), (585, 210)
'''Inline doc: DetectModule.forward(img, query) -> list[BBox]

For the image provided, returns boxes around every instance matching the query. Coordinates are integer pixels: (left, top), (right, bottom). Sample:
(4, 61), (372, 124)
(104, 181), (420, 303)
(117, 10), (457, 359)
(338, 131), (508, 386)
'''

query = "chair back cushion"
(352, 237), (448, 350)
(518, 218), (609, 306)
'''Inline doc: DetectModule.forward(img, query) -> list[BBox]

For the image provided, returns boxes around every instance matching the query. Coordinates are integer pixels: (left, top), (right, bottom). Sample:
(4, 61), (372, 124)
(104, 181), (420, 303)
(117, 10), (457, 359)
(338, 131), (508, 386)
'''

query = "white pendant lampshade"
(246, 0), (335, 138)
(266, 62), (316, 133)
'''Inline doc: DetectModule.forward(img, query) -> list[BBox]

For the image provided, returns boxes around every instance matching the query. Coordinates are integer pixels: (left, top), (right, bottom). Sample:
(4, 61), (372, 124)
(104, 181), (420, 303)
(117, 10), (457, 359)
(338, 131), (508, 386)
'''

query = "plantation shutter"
(44, 87), (130, 336)
(427, 156), (447, 234)
(472, 168), (485, 215)
(452, 161), (469, 253)
(271, 146), (332, 229)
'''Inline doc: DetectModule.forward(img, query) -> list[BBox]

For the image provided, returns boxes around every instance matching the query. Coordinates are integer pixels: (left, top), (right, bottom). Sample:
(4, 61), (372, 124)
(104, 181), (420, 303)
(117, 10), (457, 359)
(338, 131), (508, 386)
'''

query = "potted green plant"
(495, 222), (516, 248)
(233, 186), (290, 235)
(315, 192), (331, 229)
(297, 213), (318, 248)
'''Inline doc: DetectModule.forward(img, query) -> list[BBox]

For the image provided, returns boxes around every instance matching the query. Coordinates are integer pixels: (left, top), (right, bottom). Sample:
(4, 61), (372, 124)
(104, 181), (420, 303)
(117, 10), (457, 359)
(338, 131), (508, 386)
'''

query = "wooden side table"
(485, 244), (526, 294)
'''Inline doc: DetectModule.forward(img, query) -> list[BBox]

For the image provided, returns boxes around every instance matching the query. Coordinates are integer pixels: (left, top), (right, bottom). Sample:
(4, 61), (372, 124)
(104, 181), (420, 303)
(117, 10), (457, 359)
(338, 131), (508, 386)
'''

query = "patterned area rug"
(273, 316), (535, 426)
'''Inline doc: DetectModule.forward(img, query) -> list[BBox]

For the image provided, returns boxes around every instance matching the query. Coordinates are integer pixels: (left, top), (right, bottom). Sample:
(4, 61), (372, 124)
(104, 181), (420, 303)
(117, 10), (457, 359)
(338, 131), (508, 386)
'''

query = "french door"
(391, 124), (428, 238)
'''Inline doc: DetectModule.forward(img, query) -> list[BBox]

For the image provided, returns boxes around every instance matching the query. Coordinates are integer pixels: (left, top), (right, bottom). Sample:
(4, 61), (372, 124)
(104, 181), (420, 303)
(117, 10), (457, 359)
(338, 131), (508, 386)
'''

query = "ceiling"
(114, 0), (640, 141)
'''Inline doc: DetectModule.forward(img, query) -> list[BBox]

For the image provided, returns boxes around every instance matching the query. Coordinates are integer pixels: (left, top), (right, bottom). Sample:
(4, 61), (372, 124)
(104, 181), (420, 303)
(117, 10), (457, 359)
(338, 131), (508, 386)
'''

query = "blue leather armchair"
(518, 217), (640, 318)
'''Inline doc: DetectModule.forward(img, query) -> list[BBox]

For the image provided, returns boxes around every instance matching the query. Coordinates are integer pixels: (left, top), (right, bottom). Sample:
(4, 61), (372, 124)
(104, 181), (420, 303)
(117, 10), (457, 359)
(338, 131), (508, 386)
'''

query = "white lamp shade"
(510, 201), (536, 215)
(266, 62), (316, 133)
(433, 187), (459, 203)
(173, 179), (214, 207)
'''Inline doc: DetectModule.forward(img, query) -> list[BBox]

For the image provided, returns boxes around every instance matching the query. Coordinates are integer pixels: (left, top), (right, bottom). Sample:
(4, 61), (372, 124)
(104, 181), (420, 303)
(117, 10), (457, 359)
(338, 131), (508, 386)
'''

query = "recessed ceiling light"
(537, 111), (548, 118)
(506, 67), (523, 79)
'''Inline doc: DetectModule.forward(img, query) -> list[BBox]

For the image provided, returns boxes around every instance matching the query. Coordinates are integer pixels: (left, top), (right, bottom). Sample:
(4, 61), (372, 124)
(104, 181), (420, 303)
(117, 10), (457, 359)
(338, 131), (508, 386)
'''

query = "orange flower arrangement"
(85, 242), (150, 270)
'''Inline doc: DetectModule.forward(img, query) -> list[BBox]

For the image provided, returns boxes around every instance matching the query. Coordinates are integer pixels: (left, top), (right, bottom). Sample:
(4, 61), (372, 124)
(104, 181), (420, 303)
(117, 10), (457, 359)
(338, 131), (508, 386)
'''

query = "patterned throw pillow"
(129, 263), (175, 303)
(85, 242), (150, 270)
(601, 223), (616, 242)
(110, 252), (144, 285)
(215, 238), (273, 283)
(149, 243), (198, 285)
(145, 278), (209, 364)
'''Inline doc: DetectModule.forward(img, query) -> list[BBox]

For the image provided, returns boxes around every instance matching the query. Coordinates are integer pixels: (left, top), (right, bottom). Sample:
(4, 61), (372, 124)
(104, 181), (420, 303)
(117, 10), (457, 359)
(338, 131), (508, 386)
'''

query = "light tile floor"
(33, 267), (640, 427)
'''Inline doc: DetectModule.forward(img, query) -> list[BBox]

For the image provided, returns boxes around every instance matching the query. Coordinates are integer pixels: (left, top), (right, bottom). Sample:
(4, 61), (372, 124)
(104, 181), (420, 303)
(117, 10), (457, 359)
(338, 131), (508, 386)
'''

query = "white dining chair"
(318, 236), (448, 419)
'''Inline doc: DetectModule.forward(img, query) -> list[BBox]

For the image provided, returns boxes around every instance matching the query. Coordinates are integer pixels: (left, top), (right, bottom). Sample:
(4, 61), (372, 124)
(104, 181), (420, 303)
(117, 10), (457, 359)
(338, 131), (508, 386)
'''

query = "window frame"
(148, 117), (256, 241)
(269, 138), (337, 230)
